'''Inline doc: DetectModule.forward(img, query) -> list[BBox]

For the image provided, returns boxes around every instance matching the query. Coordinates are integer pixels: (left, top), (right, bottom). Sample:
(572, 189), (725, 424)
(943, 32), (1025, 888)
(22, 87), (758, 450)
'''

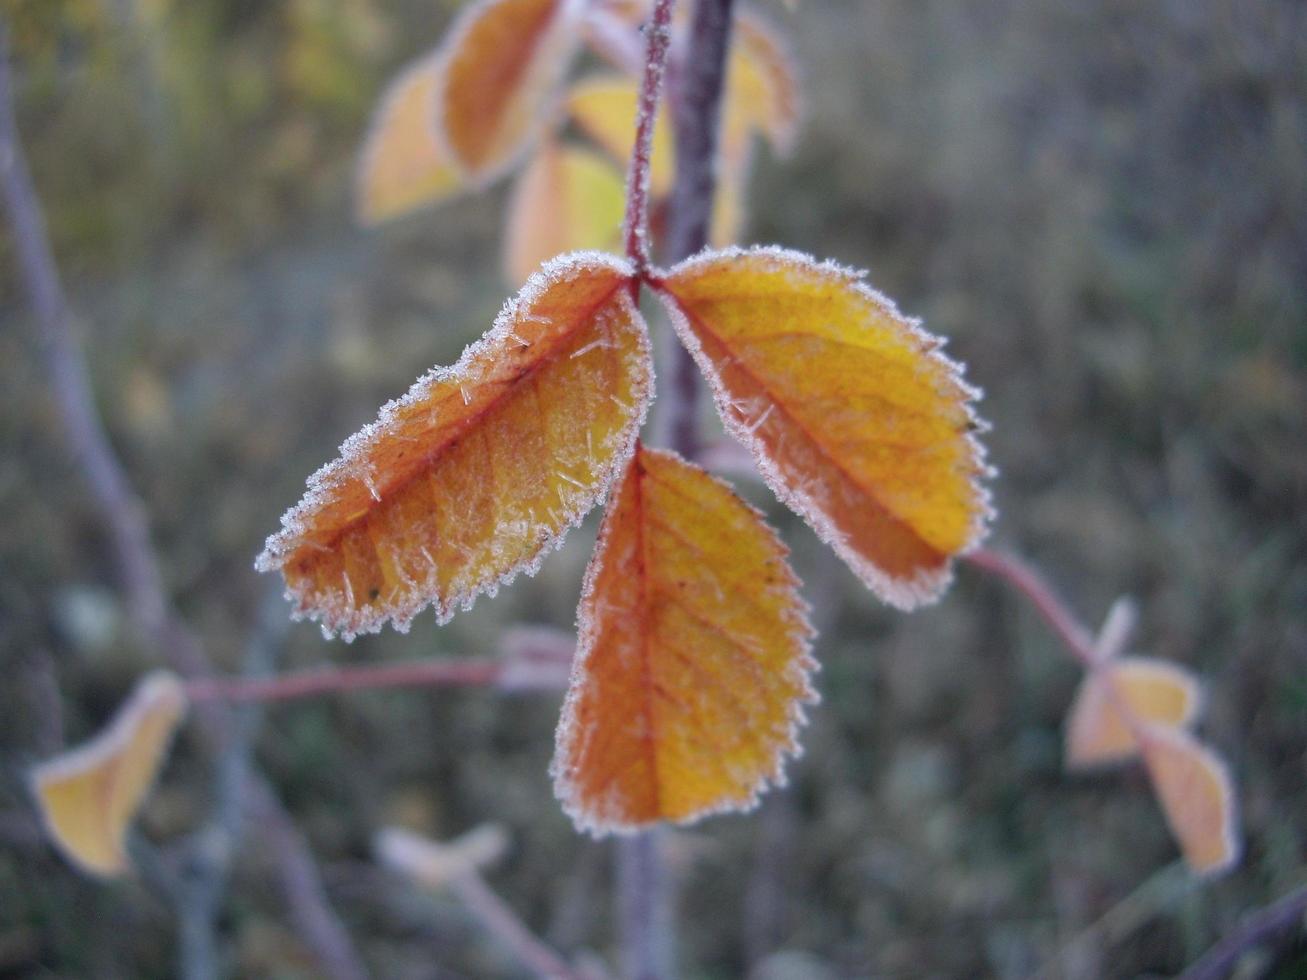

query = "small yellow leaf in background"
(356, 50), (464, 225)
(504, 139), (626, 285)
(566, 75), (675, 197)
(32, 671), (188, 877)
(1140, 726), (1240, 876)
(659, 247), (992, 608)
(437, 0), (583, 182)
(257, 254), (653, 639)
(1065, 657), (1202, 769)
(553, 444), (816, 834)
(721, 8), (801, 169)
(710, 160), (747, 247)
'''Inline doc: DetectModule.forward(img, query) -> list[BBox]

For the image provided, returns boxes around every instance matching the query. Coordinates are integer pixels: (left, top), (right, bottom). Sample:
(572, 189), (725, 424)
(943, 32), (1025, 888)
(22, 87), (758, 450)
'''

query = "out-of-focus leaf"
(552, 444), (816, 833)
(1140, 726), (1240, 876)
(376, 823), (509, 888)
(355, 50), (463, 225)
(658, 247), (992, 608)
(566, 75), (674, 197)
(721, 8), (801, 169)
(1065, 658), (1202, 769)
(257, 254), (652, 639)
(31, 672), (188, 877)
(437, 0), (584, 181)
(709, 157), (748, 247)
(504, 140), (626, 286)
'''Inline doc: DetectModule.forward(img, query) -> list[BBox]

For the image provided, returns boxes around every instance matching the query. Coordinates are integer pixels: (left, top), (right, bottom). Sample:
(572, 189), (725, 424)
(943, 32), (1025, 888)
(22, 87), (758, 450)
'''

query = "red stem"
(622, 0), (677, 274)
(186, 657), (507, 704)
(965, 548), (1097, 668)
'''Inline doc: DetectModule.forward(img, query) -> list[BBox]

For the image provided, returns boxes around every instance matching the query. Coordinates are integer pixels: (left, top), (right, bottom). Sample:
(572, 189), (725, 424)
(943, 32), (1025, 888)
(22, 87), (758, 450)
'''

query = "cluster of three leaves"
(254, 247), (992, 832)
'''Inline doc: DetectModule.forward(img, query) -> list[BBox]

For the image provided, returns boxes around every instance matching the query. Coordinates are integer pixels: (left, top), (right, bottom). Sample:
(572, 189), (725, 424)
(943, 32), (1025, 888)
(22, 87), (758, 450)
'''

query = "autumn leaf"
(658, 247), (992, 608)
(355, 49), (464, 225)
(721, 8), (801, 169)
(257, 254), (653, 639)
(1065, 657), (1202, 769)
(710, 158), (747, 247)
(31, 672), (188, 877)
(1140, 726), (1240, 875)
(552, 444), (816, 833)
(437, 0), (584, 182)
(504, 139), (626, 285)
(567, 75), (675, 197)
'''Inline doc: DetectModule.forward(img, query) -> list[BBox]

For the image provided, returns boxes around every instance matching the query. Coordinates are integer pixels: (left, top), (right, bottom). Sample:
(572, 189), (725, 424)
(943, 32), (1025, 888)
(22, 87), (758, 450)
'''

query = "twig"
(449, 870), (589, 980)
(622, 0), (677, 274)
(0, 23), (367, 980)
(617, 830), (673, 980)
(964, 548), (1097, 668)
(1177, 884), (1307, 980)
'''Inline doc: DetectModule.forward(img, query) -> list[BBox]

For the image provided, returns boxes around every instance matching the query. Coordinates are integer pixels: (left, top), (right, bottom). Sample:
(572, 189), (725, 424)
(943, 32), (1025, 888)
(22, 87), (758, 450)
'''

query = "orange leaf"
(552, 444), (816, 833)
(1140, 726), (1240, 876)
(503, 140), (626, 286)
(721, 8), (801, 169)
(31, 672), (187, 877)
(566, 75), (675, 197)
(1065, 657), (1202, 769)
(658, 247), (992, 608)
(257, 254), (653, 639)
(355, 50), (464, 225)
(437, 0), (583, 181)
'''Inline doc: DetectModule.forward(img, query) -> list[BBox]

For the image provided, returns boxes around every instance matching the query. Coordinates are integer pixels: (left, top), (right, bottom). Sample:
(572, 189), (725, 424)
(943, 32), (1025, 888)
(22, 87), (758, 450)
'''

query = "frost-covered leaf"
(437, 0), (584, 182)
(552, 444), (816, 834)
(1066, 658), (1202, 769)
(356, 50), (464, 225)
(658, 247), (992, 608)
(566, 75), (674, 197)
(1140, 726), (1240, 876)
(257, 254), (653, 639)
(32, 672), (187, 877)
(504, 140), (626, 286)
(721, 8), (801, 169)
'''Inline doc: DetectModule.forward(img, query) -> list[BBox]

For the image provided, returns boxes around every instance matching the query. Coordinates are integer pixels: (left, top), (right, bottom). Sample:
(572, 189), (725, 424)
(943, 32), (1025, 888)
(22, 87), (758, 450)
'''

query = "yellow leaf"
(31, 672), (187, 877)
(437, 0), (583, 181)
(566, 75), (675, 197)
(356, 50), (464, 225)
(257, 254), (653, 639)
(552, 444), (816, 833)
(1140, 726), (1240, 876)
(1065, 657), (1202, 769)
(658, 247), (992, 608)
(503, 140), (626, 286)
(709, 158), (748, 248)
(721, 8), (801, 169)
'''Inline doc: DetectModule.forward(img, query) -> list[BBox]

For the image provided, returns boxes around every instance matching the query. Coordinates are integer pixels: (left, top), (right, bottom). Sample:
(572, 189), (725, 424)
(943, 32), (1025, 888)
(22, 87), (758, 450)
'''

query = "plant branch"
(450, 869), (590, 980)
(1178, 883), (1307, 980)
(0, 23), (366, 980)
(965, 548), (1097, 669)
(622, 0), (676, 274)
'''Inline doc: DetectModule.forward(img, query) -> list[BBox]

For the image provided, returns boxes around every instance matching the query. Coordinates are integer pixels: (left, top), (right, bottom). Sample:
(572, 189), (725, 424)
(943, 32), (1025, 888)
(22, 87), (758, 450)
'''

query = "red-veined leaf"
(355, 50), (464, 225)
(658, 247), (992, 608)
(503, 140), (626, 285)
(1140, 726), (1240, 876)
(1065, 657), (1202, 769)
(552, 444), (816, 833)
(257, 254), (653, 639)
(31, 672), (187, 877)
(437, 0), (584, 182)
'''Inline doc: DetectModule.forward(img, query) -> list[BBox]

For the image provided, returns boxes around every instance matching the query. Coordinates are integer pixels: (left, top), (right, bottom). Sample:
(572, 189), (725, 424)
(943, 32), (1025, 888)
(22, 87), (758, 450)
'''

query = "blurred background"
(2, 0), (1305, 976)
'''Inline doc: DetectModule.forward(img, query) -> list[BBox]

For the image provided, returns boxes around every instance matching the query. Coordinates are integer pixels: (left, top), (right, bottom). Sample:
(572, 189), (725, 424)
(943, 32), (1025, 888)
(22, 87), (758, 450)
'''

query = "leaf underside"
(553, 444), (816, 835)
(1140, 725), (1240, 876)
(1065, 657), (1201, 768)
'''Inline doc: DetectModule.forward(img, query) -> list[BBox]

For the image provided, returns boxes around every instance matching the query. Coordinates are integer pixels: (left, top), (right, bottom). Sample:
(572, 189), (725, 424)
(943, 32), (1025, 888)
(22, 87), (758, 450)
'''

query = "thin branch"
(622, 0), (677, 274)
(0, 23), (367, 980)
(1178, 884), (1307, 980)
(450, 870), (590, 980)
(617, 830), (673, 980)
(185, 652), (568, 705)
(964, 548), (1097, 669)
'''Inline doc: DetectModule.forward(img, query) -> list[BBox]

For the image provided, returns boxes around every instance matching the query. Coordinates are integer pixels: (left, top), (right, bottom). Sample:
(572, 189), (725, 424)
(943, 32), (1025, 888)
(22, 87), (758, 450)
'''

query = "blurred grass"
(2, 0), (1305, 976)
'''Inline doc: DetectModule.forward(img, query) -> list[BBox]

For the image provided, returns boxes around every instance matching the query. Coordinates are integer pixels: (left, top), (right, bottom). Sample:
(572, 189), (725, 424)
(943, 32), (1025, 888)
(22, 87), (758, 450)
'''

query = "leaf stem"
(622, 0), (677, 274)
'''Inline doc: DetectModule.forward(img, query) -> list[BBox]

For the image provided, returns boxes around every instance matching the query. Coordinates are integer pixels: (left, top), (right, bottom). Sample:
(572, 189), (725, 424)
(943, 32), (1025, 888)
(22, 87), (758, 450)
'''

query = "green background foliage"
(2, 0), (1304, 975)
